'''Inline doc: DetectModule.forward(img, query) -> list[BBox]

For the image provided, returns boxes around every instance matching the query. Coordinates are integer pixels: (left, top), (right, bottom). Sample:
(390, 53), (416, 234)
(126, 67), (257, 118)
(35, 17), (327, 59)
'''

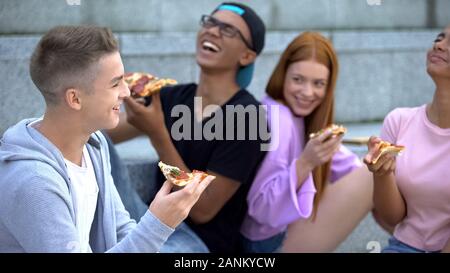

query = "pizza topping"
(169, 168), (180, 176)
(132, 83), (145, 94)
(136, 75), (151, 86)
(158, 161), (209, 186)
(124, 72), (177, 98)
(171, 169), (190, 180)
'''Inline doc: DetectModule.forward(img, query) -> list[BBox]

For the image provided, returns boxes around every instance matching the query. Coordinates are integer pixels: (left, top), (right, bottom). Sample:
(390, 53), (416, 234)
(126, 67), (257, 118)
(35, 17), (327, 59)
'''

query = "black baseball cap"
(212, 2), (266, 89)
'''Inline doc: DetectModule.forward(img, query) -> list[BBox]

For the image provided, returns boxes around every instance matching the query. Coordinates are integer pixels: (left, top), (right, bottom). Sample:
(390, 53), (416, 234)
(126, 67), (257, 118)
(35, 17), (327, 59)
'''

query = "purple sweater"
(241, 96), (361, 241)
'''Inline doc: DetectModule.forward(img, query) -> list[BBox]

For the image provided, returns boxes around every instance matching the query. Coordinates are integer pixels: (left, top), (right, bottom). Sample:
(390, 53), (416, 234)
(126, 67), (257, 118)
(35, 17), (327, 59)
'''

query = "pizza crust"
(309, 124), (347, 139)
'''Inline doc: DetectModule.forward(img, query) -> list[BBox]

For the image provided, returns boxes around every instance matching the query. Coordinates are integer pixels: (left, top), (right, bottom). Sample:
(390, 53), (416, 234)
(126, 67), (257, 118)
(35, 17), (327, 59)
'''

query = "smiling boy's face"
(195, 10), (252, 73)
(78, 51), (130, 132)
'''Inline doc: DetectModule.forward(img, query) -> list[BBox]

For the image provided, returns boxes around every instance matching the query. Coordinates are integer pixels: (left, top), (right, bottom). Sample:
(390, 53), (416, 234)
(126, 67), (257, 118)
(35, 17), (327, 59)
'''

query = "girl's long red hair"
(266, 32), (339, 216)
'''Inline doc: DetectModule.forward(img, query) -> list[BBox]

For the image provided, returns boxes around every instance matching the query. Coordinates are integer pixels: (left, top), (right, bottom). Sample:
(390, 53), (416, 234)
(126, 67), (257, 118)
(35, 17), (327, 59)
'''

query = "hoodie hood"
(0, 119), (69, 180)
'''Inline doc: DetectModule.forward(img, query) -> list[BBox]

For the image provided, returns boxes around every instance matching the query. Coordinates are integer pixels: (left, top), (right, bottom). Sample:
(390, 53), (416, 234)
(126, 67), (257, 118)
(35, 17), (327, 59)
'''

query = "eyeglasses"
(200, 15), (254, 51)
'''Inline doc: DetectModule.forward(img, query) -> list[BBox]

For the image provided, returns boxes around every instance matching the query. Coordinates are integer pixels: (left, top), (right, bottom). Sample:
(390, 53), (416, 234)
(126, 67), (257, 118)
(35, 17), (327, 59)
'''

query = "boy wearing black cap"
(107, 2), (267, 252)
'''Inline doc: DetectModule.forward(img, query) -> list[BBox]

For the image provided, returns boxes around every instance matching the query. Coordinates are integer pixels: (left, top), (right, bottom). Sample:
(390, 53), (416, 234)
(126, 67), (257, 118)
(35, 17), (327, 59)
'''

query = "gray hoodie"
(0, 119), (173, 252)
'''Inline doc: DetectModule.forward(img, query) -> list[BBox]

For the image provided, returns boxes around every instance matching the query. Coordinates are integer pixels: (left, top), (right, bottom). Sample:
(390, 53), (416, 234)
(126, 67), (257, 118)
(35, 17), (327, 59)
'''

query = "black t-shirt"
(155, 83), (268, 253)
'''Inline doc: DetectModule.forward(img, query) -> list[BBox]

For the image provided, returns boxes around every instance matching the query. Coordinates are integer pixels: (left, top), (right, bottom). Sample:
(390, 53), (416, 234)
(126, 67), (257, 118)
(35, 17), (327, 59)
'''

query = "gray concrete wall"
(1, 0), (448, 134)
(0, 29), (438, 134)
(1, 0), (449, 34)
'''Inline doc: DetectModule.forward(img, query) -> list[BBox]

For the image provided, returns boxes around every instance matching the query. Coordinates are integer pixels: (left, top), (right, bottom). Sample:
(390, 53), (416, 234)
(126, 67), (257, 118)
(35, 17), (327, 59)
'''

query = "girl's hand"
(364, 136), (396, 177)
(300, 129), (342, 170)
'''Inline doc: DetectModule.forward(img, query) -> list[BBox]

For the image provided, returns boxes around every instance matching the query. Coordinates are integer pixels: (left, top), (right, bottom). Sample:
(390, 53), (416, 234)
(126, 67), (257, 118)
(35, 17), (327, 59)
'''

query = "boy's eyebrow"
(436, 32), (445, 39)
(110, 75), (123, 84)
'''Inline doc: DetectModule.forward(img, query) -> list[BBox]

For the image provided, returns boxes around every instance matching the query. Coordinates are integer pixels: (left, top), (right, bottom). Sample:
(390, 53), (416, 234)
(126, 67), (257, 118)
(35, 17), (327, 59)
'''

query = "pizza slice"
(309, 124), (347, 139)
(158, 161), (208, 187)
(124, 72), (177, 98)
(371, 140), (405, 164)
(124, 72), (154, 97)
(144, 78), (178, 96)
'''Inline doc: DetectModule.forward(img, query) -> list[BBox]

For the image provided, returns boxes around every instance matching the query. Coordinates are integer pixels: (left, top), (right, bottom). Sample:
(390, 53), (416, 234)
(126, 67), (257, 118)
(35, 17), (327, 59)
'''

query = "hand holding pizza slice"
(363, 137), (405, 176)
(158, 161), (211, 187)
(370, 140), (405, 164)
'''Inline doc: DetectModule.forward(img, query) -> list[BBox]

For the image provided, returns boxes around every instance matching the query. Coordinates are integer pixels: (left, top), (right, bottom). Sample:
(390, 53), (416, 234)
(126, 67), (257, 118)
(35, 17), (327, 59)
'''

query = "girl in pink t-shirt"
(364, 26), (450, 253)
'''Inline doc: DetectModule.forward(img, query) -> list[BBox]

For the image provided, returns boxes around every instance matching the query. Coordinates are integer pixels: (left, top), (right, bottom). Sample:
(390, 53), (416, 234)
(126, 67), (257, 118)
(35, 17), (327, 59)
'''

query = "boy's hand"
(123, 93), (166, 139)
(149, 174), (215, 228)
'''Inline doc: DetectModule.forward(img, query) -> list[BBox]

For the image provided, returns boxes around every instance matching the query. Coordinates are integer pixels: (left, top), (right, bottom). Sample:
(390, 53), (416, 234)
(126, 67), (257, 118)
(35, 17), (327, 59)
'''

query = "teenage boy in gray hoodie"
(0, 25), (214, 253)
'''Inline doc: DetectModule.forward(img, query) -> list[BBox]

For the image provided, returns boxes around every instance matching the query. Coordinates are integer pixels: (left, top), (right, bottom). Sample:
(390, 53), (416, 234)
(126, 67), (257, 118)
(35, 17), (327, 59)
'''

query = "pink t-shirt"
(381, 105), (450, 251)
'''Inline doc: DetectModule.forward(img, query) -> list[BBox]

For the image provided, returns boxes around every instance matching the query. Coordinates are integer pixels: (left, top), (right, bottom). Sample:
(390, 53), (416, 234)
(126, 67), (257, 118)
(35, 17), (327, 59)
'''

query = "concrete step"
(336, 213), (390, 253)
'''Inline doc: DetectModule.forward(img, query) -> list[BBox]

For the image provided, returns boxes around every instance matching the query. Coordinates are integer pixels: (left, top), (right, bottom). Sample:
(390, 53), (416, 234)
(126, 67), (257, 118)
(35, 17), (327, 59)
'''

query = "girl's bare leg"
(282, 166), (374, 252)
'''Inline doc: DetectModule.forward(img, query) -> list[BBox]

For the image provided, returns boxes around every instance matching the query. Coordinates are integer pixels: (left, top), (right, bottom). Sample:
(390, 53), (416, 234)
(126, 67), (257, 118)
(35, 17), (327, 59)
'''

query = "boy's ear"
(64, 88), (82, 110)
(239, 49), (257, 67)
